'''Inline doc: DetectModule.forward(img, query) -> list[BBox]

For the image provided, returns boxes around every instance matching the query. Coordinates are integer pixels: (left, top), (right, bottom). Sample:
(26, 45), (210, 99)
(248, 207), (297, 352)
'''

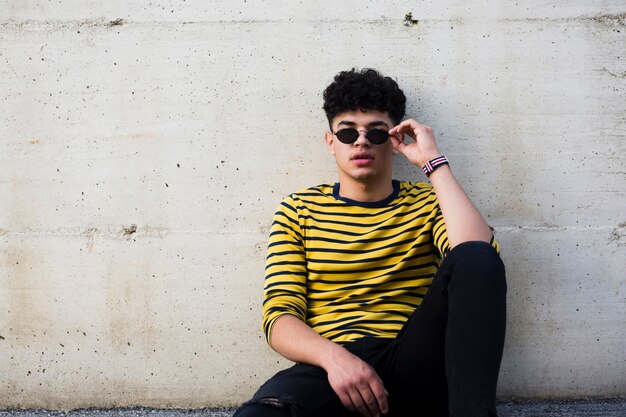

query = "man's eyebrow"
(337, 121), (357, 127)
(368, 121), (390, 128)
(337, 120), (390, 128)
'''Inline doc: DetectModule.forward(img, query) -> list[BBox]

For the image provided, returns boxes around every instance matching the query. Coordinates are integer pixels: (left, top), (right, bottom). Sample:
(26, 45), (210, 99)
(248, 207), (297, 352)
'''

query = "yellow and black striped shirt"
(262, 180), (498, 344)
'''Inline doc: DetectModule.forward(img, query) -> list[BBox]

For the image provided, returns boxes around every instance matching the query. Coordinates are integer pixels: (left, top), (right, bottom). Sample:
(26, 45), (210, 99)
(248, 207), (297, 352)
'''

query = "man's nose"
(354, 130), (370, 145)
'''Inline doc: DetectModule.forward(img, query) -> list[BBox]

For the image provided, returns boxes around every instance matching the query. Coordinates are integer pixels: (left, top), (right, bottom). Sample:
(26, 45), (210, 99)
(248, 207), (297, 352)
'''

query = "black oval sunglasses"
(332, 128), (390, 145)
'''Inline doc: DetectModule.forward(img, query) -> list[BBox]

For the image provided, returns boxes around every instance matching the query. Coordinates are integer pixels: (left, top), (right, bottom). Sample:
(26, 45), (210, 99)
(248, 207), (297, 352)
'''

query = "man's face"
(325, 110), (396, 184)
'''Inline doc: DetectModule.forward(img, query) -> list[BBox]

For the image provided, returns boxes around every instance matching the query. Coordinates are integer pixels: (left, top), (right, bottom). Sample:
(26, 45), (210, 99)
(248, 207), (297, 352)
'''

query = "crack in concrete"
(602, 67), (626, 79)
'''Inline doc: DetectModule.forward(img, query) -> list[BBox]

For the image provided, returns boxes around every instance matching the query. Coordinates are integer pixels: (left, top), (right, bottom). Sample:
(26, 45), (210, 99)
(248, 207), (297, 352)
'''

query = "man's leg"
(379, 241), (507, 417)
(234, 362), (353, 417)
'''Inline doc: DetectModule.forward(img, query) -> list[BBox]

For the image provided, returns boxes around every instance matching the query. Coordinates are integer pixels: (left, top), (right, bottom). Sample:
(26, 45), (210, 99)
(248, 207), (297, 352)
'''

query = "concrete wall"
(1, 0), (624, 409)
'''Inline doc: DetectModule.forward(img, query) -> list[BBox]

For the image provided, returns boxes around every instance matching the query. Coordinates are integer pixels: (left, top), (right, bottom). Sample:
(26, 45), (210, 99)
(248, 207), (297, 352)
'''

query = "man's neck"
(337, 177), (394, 203)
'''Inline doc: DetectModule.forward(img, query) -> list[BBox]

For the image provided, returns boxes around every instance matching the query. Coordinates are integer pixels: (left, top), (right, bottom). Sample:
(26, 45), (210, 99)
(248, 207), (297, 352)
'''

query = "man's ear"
(324, 131), (335, 155)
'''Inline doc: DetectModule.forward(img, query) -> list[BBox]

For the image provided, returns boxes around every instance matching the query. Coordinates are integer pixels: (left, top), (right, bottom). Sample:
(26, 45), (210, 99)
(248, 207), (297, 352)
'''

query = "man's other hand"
(324, 346), (388, 417)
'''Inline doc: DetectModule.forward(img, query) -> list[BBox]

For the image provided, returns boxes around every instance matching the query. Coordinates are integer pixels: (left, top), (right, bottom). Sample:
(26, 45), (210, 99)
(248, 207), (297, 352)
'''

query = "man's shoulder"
(278, 183), (336, 206)
(289, 183), (335, 198)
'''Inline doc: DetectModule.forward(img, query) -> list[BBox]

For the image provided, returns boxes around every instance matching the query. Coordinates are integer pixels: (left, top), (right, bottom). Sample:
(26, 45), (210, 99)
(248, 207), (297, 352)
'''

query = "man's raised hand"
(389, 119), (442, 168)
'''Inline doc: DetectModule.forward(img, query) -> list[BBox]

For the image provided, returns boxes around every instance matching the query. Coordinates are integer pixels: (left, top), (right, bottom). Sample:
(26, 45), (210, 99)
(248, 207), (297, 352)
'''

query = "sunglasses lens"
(335, 128), (359, 144)
(366, 129), (390, 144)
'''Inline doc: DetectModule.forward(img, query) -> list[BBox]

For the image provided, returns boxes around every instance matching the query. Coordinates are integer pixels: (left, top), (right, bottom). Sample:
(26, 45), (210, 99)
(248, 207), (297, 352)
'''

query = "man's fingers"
(342, 384), (382, 417)
(363, 390), (383, 417)
(353, 381), (389, 417)
(348, 388), (374, 417)
(391, 119), (435, 144)
(335, 382), (387, 417)
(394, 132), (406, 145)
(389, 118), (419, 135)
(337, 390), (356, 412)
(370, 380), (389, 415)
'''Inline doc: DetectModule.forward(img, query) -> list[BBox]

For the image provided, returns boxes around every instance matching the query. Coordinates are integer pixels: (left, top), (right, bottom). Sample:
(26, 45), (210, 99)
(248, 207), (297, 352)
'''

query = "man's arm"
(389, 120), (493, 248)
(270, 315), (388, 417)
(263, 197), (388, 417)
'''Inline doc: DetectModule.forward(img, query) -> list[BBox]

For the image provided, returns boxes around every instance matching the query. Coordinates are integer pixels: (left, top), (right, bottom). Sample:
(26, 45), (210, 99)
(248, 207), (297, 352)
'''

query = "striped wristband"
(422, 155), (449, 177)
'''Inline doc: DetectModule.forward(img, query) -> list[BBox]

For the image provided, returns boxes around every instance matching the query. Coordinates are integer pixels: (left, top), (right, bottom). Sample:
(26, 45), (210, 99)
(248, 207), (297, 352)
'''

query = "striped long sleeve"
(262, 195), (309, 343)
(262, 181), (498, 344)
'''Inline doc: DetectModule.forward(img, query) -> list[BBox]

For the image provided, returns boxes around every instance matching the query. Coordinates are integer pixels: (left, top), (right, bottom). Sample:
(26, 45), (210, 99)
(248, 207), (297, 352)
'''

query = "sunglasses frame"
(332, 128), (391, 145)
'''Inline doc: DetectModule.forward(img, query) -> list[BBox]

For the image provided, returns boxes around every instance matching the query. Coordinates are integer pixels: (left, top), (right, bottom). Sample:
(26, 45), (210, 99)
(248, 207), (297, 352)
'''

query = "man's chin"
(351, 171), (377, 182)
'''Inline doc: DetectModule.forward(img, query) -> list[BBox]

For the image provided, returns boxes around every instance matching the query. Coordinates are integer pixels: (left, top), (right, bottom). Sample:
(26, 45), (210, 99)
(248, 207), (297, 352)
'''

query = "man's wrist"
(422, 155), (449, 177)
(319, 340), (352, 371)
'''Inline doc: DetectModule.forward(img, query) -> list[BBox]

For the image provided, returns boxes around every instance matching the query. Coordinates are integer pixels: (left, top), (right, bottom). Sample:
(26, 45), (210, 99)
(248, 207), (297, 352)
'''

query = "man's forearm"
(427, 164), (493, 248)
(269, 314), (343, 368)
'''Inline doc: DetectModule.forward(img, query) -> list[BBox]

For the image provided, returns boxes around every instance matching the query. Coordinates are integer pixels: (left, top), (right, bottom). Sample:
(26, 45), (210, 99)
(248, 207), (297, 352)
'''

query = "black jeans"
(235, 241), (507, 417)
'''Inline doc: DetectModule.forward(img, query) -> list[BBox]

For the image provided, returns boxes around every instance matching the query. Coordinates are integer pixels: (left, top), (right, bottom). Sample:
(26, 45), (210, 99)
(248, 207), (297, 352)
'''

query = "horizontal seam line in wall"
(0, 226), (620, 238)
(0, 228), (268, 238)
(495, 226), (620, 232)
(0, 13), (624, 28)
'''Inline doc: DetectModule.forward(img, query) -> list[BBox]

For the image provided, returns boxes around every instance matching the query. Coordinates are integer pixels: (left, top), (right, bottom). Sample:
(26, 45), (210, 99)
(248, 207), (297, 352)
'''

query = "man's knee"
(445, 241), (506, 290)
(234, 396), (295, 417)
(449, 241), (503, 271)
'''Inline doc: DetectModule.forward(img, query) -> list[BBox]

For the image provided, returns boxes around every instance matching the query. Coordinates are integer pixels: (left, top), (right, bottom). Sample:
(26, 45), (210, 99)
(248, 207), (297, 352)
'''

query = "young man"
(234, 69), (507, 417)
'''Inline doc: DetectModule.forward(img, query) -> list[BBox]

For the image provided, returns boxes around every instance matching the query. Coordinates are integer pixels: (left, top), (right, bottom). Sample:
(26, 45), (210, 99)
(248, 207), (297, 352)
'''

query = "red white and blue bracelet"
(422, 155), (449, 177)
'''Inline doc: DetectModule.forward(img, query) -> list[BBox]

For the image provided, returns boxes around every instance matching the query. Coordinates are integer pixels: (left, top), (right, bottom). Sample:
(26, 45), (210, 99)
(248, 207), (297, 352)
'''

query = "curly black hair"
(323, 68), (406, 128)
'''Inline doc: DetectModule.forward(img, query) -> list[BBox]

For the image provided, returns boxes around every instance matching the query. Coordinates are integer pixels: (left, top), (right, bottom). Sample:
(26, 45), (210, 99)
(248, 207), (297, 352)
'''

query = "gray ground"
(1, 398), (625, 417)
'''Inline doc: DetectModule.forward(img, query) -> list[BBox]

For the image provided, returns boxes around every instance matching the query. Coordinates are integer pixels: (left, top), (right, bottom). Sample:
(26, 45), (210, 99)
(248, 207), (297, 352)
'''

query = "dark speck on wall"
(108, 18), (125, 27)
(404, 12), (418, 27)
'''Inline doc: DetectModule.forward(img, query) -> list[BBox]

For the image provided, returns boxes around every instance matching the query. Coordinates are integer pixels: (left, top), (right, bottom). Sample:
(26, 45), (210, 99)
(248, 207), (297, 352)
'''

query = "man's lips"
(351, 152), (374, 167)
(351, 152), (374, 161)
